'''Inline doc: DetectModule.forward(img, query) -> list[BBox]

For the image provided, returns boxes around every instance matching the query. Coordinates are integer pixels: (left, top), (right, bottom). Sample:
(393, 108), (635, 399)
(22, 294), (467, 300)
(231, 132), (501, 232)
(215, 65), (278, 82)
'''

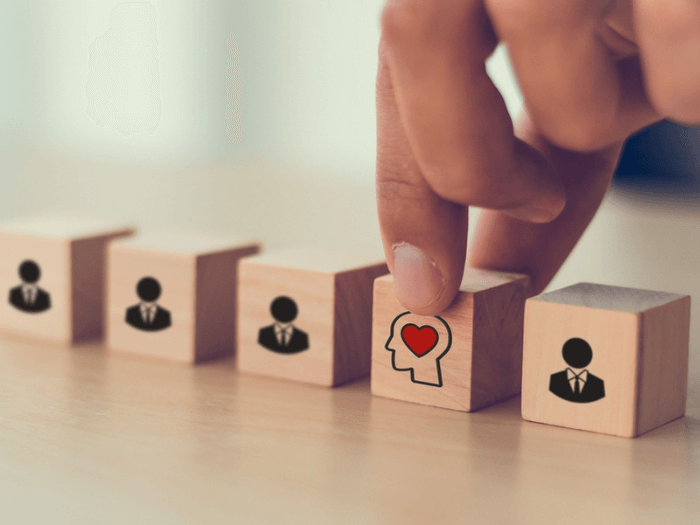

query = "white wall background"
(0, 0), (522, 169)
(0, 0), (523, 251)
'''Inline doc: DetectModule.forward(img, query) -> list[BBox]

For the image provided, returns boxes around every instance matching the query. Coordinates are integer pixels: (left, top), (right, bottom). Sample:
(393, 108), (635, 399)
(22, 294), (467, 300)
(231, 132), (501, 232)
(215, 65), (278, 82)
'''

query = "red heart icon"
(401, 324), (439, 357)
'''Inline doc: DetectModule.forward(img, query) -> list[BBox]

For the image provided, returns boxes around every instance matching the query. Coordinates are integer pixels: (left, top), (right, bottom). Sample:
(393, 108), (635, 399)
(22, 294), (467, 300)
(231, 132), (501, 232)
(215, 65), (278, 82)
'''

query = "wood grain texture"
(522, 282), (690, 437)
(0, 335), (696, 524)
(0, 217), (134, 344)
(237, 249), (387, 386)
(637, 298), (690, 435)
(107, 233), (259, 363)
(371, 269), (529, 412)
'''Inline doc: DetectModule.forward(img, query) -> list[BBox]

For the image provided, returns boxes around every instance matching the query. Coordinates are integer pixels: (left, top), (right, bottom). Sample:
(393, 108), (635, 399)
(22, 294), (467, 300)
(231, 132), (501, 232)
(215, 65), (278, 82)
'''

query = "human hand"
(376, 0), (700, 315)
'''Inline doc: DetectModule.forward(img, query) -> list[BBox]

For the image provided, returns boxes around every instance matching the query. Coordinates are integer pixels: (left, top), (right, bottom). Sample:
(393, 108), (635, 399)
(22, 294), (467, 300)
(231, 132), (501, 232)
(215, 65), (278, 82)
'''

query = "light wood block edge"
(636, 296), (690, 436)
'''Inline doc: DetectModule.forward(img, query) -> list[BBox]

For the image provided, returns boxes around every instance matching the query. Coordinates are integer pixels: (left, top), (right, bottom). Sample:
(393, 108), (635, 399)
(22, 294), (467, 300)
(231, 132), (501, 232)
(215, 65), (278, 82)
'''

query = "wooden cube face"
(237, 250), (388, 386)
(107, 233), (259, 363)
(371, 270), (529, 412)
(522, 283), (690, 438)
(0, 217), (134, 344)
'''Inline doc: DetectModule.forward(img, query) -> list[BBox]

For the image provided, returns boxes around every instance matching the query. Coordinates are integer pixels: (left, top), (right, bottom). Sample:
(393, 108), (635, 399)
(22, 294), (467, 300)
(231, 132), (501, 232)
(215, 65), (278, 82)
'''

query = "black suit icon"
(549, 337), (605, 403)
(8, 260), (51, 313)
(258, 296), (309, 354)
(125, 277), (171, 332)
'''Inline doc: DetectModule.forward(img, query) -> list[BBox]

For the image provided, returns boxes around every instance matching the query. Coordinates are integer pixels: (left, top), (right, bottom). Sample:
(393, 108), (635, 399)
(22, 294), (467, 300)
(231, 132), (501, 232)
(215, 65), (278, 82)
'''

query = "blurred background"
(1, 1), (699, 377)
(0, 0), (525, 247)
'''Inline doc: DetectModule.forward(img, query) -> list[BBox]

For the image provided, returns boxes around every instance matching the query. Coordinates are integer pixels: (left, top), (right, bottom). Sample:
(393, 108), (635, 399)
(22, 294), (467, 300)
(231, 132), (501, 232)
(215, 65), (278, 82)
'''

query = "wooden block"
(107, 232), (259, 363)
(237, 249), (388, 386)
(522, 282), (690, 438)
(371, 269), (529, 412)
(0, 216), (135, 344)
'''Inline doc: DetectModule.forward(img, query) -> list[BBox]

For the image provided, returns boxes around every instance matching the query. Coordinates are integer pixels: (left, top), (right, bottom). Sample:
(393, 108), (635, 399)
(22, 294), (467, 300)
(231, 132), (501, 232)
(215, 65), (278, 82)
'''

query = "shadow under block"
(237, 249), (388, 386)
(107, 232), (259, 363)
(371, 270), (529, 412)
(521, 282), (690, 438)
(0, 216), (135, 344)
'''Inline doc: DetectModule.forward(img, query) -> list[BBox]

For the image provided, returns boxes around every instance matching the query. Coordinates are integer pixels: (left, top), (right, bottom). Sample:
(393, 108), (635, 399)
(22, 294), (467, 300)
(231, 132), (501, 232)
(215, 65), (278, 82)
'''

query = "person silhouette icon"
(549, 337), (605, 403)
(125, 277), (172, 331)
(258, 296), (309, 354)
(385, 312), (452, 387)
(8, 260), (51, 313)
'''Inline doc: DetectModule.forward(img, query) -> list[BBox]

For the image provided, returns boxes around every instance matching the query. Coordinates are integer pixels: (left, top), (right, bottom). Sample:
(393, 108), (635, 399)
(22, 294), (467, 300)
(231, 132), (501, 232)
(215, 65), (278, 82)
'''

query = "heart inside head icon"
(385, 312), (452, 387)
(400, 324), (439, 357)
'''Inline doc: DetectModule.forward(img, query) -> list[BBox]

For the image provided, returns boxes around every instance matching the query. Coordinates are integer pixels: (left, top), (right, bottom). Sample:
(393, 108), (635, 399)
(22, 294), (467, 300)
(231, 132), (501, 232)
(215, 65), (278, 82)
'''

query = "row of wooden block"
(0, 216), (387, 386)
(0, 216), (690, 438)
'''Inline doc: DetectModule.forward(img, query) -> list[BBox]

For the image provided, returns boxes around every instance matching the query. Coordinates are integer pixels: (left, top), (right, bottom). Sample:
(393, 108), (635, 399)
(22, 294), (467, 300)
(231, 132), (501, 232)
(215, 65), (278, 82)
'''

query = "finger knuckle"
(423, 163), (516, 209)
(424, 167), (473, 202)
(488, 0), (545, 34)
(536, 110), (618, 152)
(564, 124), (615, 152)
(376, 151), (426, 200)
(380, 0), (437, 45)
(488, 0), (582, 37)
(376, 177), (425, 205)
(650, 87), (700, 124)
(378, 153), (520, 210)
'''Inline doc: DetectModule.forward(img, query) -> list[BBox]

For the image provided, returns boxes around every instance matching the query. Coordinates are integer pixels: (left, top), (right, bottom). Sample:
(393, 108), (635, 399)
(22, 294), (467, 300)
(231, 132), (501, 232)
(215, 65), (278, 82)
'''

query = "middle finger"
(488, 0), (659, 152)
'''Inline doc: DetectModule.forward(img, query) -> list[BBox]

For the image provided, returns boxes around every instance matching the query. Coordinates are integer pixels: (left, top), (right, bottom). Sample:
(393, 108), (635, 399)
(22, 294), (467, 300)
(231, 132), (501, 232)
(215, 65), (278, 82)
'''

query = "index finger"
(377, 43), (468, 316)
(377, 0), (565, 316)
(381, 0), (565, 217)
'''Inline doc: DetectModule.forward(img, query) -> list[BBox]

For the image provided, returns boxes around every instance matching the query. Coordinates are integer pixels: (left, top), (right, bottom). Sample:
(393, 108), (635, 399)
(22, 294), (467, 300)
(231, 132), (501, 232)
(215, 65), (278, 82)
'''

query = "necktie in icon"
(144, 305), (155, 324)
(570, 369), (586, 395)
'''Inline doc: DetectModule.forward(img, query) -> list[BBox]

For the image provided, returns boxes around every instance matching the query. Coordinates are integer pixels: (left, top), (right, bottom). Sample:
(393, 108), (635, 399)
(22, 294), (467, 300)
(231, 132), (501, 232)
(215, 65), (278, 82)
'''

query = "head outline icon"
(385, 311), (452, 387)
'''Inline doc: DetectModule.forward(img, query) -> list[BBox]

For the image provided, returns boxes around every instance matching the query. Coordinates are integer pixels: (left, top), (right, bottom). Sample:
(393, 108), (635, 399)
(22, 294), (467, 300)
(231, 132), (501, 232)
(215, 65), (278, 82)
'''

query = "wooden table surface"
(0, 336), (698, 524)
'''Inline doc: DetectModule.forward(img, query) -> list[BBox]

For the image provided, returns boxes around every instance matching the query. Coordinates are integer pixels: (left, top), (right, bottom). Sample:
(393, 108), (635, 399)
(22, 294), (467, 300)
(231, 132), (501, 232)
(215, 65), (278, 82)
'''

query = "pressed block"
(0, 216), (134, 344)
(107, 232), (259, 363)
(372, 269), (529, 412)
(237, 249), (388, 386)
(522, 282), (690, 438)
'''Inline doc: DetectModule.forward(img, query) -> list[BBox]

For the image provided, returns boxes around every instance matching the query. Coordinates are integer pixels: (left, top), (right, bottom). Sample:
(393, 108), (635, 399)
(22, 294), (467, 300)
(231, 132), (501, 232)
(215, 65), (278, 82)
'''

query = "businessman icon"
(258, 296), (309, 354)
(125, 277), (172, 332)
(8, 260), (51, 313)
(549, 337), (605, 403)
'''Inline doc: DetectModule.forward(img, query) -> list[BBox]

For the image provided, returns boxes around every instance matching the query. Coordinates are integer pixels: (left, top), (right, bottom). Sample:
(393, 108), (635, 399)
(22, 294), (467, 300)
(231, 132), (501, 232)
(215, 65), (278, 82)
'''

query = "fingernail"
(392, 242), (445, 311)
